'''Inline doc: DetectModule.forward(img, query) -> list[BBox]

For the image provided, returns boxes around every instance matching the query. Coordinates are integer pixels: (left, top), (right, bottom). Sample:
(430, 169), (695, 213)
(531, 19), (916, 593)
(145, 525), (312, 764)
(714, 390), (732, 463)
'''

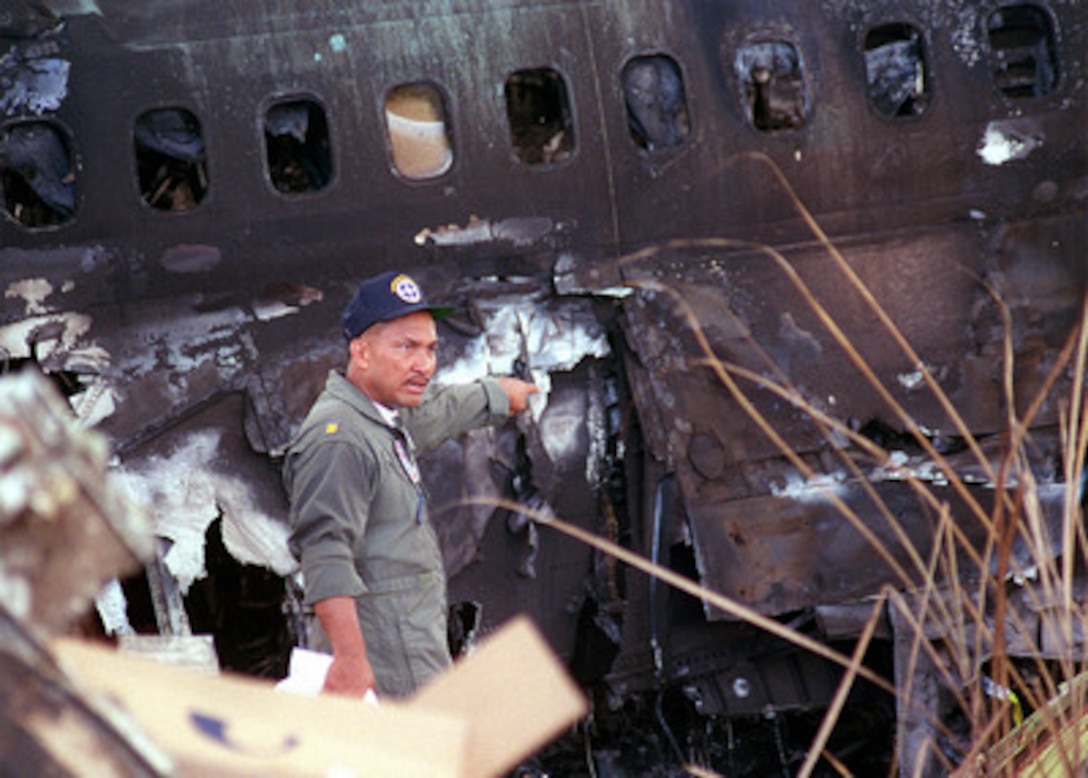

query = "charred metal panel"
(617, 220), (1082, 615)
(670, 623), (844, 717)
(686, 462), (1065, 616)
(115, 393), (295, 590)
(592, 0), (1087, 252)
(2, 1), (616, 310)
(424, 290), (614, 655)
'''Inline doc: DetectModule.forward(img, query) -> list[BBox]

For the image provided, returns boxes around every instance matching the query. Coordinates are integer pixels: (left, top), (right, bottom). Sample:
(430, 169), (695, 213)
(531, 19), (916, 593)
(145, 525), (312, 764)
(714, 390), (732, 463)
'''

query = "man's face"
(349, 311), (438, 408)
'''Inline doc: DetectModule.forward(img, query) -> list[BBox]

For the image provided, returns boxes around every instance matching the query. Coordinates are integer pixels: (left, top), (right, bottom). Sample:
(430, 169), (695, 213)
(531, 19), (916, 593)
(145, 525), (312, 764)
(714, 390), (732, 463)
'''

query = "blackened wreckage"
(1, 1), (1085, 774)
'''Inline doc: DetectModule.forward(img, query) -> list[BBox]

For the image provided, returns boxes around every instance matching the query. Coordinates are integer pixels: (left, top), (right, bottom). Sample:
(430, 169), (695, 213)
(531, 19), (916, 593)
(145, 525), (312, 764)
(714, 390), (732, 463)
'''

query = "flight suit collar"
(325, 370), (394, 429)
(325, 370), (417, 451)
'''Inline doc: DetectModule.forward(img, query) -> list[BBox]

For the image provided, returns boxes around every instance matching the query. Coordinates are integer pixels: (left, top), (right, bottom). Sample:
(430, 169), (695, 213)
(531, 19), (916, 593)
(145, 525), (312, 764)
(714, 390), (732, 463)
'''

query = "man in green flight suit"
(285, 270), (538, 699)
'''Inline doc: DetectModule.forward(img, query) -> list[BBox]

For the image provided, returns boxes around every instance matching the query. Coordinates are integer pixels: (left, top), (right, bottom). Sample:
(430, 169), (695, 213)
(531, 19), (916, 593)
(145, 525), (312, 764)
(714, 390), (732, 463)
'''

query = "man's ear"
(349, 336), (368, 367)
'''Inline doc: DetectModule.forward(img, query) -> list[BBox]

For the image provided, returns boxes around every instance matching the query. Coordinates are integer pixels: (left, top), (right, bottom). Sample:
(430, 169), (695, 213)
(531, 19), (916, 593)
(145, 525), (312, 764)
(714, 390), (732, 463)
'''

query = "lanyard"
(392, 433), (426, 524)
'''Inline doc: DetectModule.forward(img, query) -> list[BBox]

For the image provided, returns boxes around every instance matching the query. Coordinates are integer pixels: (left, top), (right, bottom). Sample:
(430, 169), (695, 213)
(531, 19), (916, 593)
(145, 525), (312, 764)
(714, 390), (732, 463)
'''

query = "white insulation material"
(437, 297), (611, 421)
(116, 430), (295, 594)
(978, 120), (1043, 166)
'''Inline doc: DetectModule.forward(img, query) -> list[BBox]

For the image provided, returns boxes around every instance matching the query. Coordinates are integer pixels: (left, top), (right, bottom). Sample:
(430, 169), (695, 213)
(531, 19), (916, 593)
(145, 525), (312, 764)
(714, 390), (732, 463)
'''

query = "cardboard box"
(53, 616), (587, 777)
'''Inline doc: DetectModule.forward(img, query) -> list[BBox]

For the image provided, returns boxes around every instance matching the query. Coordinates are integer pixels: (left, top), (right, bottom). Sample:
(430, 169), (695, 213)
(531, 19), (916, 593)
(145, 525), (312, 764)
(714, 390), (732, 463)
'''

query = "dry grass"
(469, 295), (1083, 774)
(607, 263), (1086, 776)
(464, 153), (1085, 774)
(512, 152), (1084, 775)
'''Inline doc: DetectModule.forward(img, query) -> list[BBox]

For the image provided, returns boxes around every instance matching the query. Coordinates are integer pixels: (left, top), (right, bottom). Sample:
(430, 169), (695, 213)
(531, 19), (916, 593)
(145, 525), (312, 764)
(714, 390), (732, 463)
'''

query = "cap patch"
(390, 274), (422, 304)
(325, 423), (339, 435)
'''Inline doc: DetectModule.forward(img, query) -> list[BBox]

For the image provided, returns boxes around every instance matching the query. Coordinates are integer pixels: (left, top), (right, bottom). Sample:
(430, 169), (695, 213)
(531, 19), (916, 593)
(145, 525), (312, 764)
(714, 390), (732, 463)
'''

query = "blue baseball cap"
(340, 271), (452, 340)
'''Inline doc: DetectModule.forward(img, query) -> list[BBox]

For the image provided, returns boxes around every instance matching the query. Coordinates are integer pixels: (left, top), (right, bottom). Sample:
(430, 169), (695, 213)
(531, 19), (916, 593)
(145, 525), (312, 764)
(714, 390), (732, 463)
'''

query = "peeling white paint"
(822, 1), (985, 69)
(119, 300), (249, 382)
(554, 252), (634, 298)
(0, 56), (69, 115)
(587, 285), (632, 298)
(949, 7), (983, 68)
(978, 121), (1043, 166)
(5, 278), (54, 315)
(0, 311), (92, 358)
(770, 472), (845, 501)
(437, 296), (610, 421)
(1010, 566), (1039, 586)
(538, 391), (589, 473)
(252, 284), (323, 322)
(886, 450), (909, 469)
(414, 215), (554, 247)
(252, 301), (298, 321)
(117, 430), (295, 594)
(94, 577), (134, 636)
(897, 370), (925, 391)
(870, 453), (950, 487)
(0, 312), (117, 424)
(63, 344), (111, 374)
(71, 380), (116, 428)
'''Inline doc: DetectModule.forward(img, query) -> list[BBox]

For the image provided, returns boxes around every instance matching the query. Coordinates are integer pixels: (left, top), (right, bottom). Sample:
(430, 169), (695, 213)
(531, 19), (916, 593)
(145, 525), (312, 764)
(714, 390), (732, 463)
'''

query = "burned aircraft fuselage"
(1, 0), (1085, 753)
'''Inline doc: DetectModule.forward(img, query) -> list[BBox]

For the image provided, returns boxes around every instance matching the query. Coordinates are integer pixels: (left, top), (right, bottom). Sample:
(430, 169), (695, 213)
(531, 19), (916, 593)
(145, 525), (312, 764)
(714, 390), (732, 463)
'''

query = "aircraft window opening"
(0, 120), (77, 229)
(987, 4), (1059, 98)
(622, 54), (691, 151)
(384, 82), (453, 180)
(504, 68), (575, 165)
(864, 23), (928, 118)
(134, 107), (207, 211)
(736, 41), (809, 132)
(264, 99), (333, 194)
